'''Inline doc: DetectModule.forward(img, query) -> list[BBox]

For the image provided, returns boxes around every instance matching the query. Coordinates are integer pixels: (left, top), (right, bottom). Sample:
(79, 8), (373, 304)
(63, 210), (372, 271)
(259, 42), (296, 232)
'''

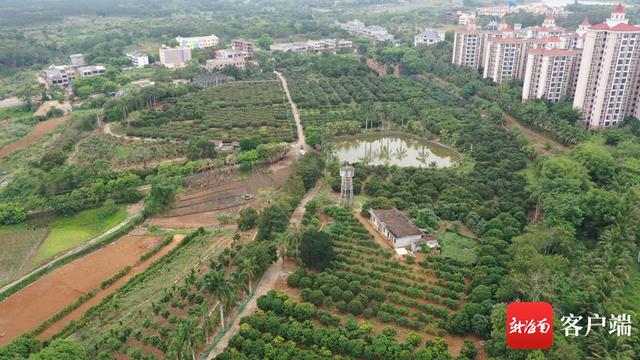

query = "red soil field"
(0, 116), (68, 159)
(36, 234), (186, 340)
(0, 231), (165, 346)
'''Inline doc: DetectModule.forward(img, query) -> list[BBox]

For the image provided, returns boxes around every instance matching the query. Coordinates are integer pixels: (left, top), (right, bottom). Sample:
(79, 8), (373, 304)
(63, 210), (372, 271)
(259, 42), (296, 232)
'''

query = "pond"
(330, 134), (460, 168)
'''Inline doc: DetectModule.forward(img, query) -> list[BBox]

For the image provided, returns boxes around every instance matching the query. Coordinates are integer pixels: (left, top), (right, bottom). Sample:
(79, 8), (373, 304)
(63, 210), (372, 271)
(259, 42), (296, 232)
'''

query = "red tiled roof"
(590, 22), (640, 31)
(533, 36), (561, 43)
(580, 17), (591, 26)
(613, 3), (625, 13)
(529, 48), (579, 56)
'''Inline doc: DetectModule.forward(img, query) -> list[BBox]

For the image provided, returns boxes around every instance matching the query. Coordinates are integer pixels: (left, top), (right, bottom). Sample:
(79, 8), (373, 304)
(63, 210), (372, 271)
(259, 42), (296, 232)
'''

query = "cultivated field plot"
(286, 73), (458, 132)
(0, 232), (165, 346)
(69, 135), (187, 168)
(57, 228), (272, 360)
(437, 231), (477, 266)
(0, 224), (48, 286)
(30, 205), (127, 268)
(123, 81), (296, 142)
(281, 207), (476, 355)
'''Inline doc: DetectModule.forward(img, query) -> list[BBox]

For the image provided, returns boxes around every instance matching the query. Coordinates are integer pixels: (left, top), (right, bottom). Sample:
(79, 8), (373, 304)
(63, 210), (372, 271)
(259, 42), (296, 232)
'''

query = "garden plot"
(122, 81), (296, 143)
(282, 207), (480, 357)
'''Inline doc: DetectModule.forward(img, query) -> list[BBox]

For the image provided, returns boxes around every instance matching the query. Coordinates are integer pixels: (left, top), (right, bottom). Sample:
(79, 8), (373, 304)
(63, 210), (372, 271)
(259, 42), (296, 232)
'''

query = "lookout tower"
(340, 165), (354, 204)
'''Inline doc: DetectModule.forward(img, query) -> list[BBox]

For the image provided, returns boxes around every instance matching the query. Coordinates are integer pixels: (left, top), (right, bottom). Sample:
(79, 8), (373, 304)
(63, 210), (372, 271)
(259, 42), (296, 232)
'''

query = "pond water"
(330, 134), (460, 168)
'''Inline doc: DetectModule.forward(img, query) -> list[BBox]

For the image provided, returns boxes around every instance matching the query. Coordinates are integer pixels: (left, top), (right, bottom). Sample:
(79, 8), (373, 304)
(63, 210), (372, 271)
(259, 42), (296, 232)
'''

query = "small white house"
(369, 208), (424, 252)
(414, 29), (446, 47)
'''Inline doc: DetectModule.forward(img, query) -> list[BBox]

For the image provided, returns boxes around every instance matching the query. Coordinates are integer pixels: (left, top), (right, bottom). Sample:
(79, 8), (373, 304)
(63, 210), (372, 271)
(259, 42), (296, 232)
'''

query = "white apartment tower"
(452, 19), (492, 70)
(483, 37), (528, 83)
(572, 4), (640, 129)
(522, 48), (581, 102)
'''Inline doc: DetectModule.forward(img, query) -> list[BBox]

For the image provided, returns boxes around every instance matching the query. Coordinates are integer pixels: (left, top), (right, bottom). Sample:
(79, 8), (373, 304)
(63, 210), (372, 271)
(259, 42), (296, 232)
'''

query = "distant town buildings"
(453, 4), (640, 129)
(175, 34), (219, 49)
(43, 64), (105, 88)
(231, 38), (255, 56)
(269, 39), (352, 53)
(206, 57), (246, 71)
(159, 45), (192, 68)
(340, 20), (395, 42)
(70, 54), (85, 67)
(414, 29), (445, 46)
(126, 51), (149, 68)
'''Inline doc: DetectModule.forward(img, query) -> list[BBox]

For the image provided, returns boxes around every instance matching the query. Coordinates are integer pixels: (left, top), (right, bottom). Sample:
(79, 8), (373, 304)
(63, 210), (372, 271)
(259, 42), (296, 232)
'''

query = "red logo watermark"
(506, 302), (554, 350)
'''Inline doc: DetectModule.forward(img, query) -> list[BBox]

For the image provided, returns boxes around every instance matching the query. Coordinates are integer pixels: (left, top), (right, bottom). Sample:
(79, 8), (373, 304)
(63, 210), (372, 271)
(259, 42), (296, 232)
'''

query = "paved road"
(204, 71), (315, 359)
(0, 204), (143, 296)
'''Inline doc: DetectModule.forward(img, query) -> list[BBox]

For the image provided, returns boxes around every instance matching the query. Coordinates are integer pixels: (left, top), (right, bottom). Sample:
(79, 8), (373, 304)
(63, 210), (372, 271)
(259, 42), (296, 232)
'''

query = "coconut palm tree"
(204, 270), (234, 330)
(279, 227), (302, 264)
(239, 257), (259, 295)
(167, 318), (203, 360)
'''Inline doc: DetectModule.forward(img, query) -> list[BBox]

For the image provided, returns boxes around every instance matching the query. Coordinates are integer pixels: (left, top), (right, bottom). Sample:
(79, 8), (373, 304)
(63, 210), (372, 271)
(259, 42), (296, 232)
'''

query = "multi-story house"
(572, 4), (640, 129)
(414, 29), (446, 46)
(231, 38), (255, 55)
(126, 51), (149, 68)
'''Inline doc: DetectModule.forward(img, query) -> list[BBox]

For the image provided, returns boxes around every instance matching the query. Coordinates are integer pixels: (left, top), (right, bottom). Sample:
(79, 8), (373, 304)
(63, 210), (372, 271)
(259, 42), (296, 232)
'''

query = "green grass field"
(0, 224), (48, 286)
(436, 231), (477, 265)
(30, 205), (127, 266)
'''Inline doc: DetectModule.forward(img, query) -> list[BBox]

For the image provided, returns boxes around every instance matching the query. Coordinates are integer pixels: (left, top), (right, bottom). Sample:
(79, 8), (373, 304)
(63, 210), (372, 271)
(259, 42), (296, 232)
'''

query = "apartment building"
(522, 48), (581, 102)
(126, 51), (149, 68)
(43, 64), (105, 87)
(452, 19), (492, 70)
(483, 37), (529, 83)
(176, 34), (219, 49)
(572, 4), (640, 129)
(159, 46), (192, 68)
(214, 49), (249, 60)
(231, 39), (255, 55)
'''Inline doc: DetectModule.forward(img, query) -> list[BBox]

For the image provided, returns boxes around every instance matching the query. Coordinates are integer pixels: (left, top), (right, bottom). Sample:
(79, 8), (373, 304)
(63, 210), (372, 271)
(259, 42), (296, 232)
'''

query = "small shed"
(369, 208), (424, 252)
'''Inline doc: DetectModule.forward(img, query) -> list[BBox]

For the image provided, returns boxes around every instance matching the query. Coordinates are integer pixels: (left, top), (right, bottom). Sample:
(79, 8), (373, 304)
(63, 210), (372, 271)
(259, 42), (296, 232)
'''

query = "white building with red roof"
(523, 48), (582, 102)
(573, 4), (640, 129)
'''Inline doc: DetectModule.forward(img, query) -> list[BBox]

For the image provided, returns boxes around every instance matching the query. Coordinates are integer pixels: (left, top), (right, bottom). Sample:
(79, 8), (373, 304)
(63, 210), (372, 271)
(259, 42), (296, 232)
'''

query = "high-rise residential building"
(175, 34), (219, 49)
(482, 37), (529, 83)
(159, 46), (192, 68)
(572, 4), (640, 129)
(522, 48), (581, 102)
(452, 19), (492, 70)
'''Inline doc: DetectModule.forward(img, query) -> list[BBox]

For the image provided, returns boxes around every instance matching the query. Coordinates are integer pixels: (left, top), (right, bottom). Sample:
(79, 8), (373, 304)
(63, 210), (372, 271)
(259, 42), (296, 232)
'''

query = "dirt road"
(203, 75), (313, 358)
(0, 97), (22, 109)
(204, 180), (321, 359)
(274, 71), (309, 153)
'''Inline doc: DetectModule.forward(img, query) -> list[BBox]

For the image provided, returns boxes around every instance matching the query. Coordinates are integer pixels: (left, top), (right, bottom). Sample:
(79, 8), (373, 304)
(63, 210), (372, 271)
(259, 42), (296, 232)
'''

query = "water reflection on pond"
(330, 134), (460, 168)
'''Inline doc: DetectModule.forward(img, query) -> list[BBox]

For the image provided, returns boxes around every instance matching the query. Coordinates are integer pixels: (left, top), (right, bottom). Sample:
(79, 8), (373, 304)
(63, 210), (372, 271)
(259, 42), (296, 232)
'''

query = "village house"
(369, 208), (426, 252)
